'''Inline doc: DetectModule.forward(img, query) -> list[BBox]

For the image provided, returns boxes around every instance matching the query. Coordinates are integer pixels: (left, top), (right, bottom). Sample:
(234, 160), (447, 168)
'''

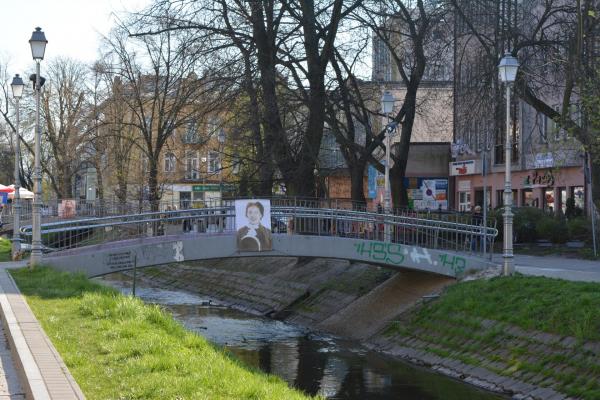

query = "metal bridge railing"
(19, 204), (497, 259)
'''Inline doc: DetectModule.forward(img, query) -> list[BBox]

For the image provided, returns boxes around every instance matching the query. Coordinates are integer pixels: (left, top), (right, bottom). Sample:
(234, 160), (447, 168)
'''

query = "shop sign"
(523, 169), (555, 188)
(534, 153), (554, 169)
(450, 160), (476, 176)
(192, 184), (235, 192)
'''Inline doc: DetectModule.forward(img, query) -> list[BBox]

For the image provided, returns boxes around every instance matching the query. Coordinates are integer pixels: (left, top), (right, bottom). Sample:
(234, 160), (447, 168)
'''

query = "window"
(544, 189), (555, 212)
(522, 189), (535, 207)
(498, 189), (518, 207)
(538, 113), (547, 143)
(185, 151), (199, 180)
(164, 152), (175, 172)
(572, 186), (585, 209)
(208, 151), (220, 174)
(207, 116), (220, 136)
(183, 120), (199, 144)
(458, 192), (471, 212)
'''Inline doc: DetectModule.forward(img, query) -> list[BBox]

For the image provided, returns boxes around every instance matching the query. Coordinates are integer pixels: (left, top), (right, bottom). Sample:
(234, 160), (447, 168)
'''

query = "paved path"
(492, 253), (600, 282)
(0, 261), (85, 399)
(0, 320), (25, 399)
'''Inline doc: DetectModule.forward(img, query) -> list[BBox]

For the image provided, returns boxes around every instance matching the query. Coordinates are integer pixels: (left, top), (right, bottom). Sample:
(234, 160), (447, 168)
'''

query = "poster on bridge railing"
(58, 199), (76, 218)
(235, 199), (272, 252)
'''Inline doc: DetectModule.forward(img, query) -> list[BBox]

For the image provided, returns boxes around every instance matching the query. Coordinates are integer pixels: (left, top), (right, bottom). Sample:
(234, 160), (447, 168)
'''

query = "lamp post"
(217, 129), (225, 204)
(29, 27), (48, 267)
(381, 91), (395, 242)
(10, 74), (24, 260)
(498, 53), (519, 276)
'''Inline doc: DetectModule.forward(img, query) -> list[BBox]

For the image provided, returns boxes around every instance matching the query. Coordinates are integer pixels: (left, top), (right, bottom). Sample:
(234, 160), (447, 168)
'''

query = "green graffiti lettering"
(354, 241), (405, 265)
(386, 243), (405, 265)
(439, 254), (466, 275)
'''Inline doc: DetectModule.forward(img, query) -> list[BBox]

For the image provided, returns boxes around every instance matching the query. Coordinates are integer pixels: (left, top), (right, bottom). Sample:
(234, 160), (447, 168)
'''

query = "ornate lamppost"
(498, 53), (519, 276)
(29, 27), (48, 267)
(10, 74), (24, 260)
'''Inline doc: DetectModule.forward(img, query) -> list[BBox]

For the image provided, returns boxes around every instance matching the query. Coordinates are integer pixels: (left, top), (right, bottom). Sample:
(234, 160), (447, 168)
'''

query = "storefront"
(161, 183), (236, 210)
(452, 161), (586, 213)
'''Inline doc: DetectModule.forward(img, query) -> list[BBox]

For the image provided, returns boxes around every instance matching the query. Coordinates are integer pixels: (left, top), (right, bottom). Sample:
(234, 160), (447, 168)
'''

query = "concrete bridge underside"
(42, 233), (492, 278)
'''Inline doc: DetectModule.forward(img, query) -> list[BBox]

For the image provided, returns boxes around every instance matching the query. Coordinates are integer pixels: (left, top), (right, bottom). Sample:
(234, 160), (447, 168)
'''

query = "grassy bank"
(386, 275), (600, 399)
(0, 237), (12, 261)
(11, 267), (318, 400)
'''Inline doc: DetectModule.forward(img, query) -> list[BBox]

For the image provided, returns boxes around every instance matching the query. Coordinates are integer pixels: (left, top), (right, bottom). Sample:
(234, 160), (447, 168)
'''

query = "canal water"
(99, 273), (505, 400)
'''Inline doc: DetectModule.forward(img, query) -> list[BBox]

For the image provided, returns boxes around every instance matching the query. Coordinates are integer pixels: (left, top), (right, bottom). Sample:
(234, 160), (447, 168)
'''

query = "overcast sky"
(1, 0), (150, 75)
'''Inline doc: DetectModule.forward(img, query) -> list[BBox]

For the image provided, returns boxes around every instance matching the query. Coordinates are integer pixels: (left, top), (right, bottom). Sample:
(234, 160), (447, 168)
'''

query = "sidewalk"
(492, 253), (600, 282)
(0, 261), (85, 399)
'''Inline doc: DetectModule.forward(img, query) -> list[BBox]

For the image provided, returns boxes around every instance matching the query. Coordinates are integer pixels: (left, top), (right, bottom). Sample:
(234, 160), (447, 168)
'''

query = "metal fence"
(19, 202), (498, 259)
(1, 196), (495, 223)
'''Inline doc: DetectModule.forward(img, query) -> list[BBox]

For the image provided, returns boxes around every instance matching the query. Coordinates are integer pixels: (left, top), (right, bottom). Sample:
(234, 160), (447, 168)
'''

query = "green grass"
(407, 275), (600, 341)
(0, 237), (12, 261)
(385, 275), (600, 399)
(11, 267), (319, 400)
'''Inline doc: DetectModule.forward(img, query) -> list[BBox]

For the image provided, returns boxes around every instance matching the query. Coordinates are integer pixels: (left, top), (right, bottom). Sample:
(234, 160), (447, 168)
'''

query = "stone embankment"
(132, 257), (583, 400)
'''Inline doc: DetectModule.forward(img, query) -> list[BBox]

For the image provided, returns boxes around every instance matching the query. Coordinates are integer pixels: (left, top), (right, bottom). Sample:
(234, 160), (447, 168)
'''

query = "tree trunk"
(58, 166), (72, 199)
(591, 155), (600, 209)
(390, 96), (418, 209)
(94, 161), (105, 217)
(148, 160), (160, 211)
(286, 164), (315, 196)
(350, 161), (367, 204)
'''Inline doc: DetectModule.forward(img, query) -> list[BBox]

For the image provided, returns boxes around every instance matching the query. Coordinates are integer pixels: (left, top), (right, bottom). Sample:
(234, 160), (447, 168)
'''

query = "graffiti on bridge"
(438, 253), (466, 275)
(354, 241), (405, 265)
(353, 240), (467, 275)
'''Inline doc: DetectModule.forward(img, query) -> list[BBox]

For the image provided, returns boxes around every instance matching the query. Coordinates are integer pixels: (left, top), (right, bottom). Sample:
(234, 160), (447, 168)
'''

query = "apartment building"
(452, 0), (588, 213)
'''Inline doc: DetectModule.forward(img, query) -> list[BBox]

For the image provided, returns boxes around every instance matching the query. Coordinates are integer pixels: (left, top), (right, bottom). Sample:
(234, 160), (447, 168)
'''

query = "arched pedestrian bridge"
(20, 202), (498, 279)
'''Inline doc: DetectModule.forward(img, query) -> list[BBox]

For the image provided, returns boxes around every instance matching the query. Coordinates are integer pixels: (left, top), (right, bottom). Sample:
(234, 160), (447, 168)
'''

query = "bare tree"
(345, 0), (453, 206)
(128, 0), (362, 197)
(41, 57), (90, 198)
(103, 24), (221, 209)
(451, 0), (600, 206)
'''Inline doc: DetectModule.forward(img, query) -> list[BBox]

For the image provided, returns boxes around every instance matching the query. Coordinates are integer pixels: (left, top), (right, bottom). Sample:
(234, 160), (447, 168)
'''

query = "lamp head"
(381, 91), (395, 114)
(498, 53), (519, 83)
(11, 74), (25, 99)
(29, 27), (48, 60)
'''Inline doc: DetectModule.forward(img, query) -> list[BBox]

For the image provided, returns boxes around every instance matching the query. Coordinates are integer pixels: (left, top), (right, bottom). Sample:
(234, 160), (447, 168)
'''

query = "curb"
(0, 267), (85, 399)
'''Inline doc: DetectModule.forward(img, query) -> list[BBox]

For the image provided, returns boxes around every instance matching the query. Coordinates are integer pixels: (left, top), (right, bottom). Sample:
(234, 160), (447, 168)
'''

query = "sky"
(1, 0), (151, 76)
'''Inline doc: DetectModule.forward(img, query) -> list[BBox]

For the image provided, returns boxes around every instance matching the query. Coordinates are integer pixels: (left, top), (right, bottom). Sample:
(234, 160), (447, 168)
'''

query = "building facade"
(452, 0), (588, 214)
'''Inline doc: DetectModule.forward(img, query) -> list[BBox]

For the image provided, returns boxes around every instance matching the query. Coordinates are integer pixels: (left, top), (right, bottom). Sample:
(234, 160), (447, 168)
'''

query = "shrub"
(513, 207), (546, 243)
(567, 217), (592, 241)
(536, 216), (569, 243)
(565, 198), (584, 219)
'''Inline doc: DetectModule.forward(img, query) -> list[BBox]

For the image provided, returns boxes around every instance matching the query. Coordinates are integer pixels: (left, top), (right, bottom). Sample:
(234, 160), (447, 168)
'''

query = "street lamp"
(217, 129), (226, 203)
(10, 74), (24, 260)
(381, 91), (395, 242)
(498, 53), (519, 276)
(29, 27), (48, 267)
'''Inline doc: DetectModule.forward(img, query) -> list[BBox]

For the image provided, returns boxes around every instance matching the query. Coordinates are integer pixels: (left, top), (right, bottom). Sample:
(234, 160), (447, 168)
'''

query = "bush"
(513, 207), (546, 243)
(567, 217), (592, 241)
(536, 216), (569, 243)
(565, 198), (584, 219)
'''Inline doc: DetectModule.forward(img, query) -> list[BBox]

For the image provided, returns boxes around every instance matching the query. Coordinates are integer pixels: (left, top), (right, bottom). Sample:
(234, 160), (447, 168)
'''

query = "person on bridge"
(236, 201), (272, 252)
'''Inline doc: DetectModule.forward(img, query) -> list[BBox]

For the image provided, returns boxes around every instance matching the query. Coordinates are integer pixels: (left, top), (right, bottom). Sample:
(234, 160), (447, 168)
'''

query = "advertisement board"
(405, 178), (448, 210)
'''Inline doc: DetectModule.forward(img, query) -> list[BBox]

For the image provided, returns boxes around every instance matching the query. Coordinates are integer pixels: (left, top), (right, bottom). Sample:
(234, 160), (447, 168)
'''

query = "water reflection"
(99, 273), (505, 400)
